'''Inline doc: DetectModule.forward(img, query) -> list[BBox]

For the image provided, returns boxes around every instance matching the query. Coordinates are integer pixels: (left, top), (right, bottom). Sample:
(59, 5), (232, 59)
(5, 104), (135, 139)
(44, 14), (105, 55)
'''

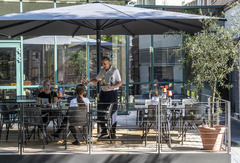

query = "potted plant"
(175, 12), (240, 150)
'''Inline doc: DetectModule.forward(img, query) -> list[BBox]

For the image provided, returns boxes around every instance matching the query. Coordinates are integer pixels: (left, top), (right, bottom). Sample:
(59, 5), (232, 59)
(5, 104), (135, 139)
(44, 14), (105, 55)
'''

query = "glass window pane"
(22, 0), (54, 12)
(130, 35), (152, 83)
(0, 89), (16, 100)
(88, 35), (126, 84)
(57, 35), (87, 85)
(0, 0), (20, 15)
(153, 35), (183, 83)
(23, 36), (55, 85)
(109, 35), (126, 84)
(0, 48), (16, 86)
(23, 88), (39, 100)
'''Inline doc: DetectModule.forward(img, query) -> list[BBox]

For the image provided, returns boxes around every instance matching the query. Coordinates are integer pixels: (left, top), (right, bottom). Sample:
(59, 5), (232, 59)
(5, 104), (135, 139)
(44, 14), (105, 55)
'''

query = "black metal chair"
(182, 104), (206, 144)
(65, 106), (89, 149)
(23, 107), (49, 149)
(0, 104), (19, 141)
(96, 103), (115, 142)
(142, 105), (171, 147)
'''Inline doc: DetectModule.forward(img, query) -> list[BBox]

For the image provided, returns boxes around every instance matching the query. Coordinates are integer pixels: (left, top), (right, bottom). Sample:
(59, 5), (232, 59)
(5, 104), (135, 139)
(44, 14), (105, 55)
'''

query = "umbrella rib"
(0, 32), (10, 38)
(121, 24), (134, 36)
(72, 26), (81, 37)
(0, 20), (35, 30)
(163, 19), (202, 30)
(102, 19), (135, 30)
(146, 19), (180, 32)
(11, 21), (55, 37)
(101, 19), (120, 29)
(62, 20), (95, 30)
(100, 19), (110, 29)
(101, 3), (137, 19)
(82, 20), (96, 30)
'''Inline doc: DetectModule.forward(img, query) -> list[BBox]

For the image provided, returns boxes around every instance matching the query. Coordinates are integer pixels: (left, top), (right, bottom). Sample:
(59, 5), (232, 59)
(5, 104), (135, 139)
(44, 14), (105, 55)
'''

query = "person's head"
(76, 84), (87, 107)
(101, 56), (111, 70)
(76, 84), (86, 96)
(43, 80), (51, 91)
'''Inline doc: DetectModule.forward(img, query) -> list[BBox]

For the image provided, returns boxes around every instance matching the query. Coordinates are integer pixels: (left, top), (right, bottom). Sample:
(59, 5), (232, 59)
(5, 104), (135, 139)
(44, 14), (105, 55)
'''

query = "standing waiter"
(86, 56), (122, 139)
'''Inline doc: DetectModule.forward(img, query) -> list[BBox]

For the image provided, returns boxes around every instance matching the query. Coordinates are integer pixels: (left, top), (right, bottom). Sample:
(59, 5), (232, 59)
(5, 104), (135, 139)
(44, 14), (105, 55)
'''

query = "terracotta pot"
(198, 125), (226, 150)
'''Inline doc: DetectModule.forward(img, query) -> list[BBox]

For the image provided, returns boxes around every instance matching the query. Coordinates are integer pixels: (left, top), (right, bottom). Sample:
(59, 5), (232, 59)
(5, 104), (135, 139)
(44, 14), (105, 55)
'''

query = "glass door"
(0, 42), (21, 101)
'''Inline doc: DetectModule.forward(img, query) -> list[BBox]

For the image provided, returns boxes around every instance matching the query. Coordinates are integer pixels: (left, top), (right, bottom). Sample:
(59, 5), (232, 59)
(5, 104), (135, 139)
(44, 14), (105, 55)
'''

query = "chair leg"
(108, 121), (112, 144)
(6, 124), (10, 141)
(79, 126), (87, 141)
(65, 125), (68, 150)
(0, 123), (2, 140)
(42, 125), (45, 149)
(182, 122), (185, 145)
(145, 122), (148, 146)
(167, 121), (171, 148)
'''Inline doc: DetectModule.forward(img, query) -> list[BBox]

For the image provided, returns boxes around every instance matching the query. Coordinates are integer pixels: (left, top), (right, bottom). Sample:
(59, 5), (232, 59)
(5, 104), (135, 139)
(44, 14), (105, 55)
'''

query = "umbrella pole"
(96, 20), (101, 135)
(96, 20), (101, 94)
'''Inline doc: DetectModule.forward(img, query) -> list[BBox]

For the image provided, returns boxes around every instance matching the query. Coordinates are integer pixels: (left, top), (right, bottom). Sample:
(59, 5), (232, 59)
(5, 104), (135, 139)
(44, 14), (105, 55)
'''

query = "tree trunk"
(210, 79), (217, 128)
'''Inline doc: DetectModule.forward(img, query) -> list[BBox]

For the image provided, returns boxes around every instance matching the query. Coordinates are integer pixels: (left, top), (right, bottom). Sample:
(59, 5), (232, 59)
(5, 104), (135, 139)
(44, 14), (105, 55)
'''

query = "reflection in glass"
(0, 89), (16, 100)
(23, 36), (55, 85)
(0, 48), (16, 86)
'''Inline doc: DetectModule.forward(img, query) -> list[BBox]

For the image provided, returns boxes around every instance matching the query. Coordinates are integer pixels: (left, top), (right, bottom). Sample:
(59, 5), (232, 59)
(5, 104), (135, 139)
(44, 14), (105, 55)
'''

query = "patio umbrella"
(0, 2), (223, 90)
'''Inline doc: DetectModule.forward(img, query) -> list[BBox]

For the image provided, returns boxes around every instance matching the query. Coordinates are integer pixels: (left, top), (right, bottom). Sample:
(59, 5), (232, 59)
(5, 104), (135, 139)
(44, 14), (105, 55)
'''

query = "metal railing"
(0, 96), (230, 155)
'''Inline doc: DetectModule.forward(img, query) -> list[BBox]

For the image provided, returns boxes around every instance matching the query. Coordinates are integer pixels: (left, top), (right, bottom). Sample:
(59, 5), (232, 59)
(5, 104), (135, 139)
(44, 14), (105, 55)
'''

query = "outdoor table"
(41, 107), (68, 127)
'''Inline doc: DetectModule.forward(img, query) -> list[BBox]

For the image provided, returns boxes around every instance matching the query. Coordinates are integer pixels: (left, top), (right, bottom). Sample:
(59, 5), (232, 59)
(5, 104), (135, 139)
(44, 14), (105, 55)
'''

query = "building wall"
(225, 3), (240, 113)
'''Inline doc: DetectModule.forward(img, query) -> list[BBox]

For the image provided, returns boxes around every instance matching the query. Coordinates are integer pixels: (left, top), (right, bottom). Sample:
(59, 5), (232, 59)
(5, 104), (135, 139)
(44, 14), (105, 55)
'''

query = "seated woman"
(37, 80), (58, 108)
(51, 84), (90, 145)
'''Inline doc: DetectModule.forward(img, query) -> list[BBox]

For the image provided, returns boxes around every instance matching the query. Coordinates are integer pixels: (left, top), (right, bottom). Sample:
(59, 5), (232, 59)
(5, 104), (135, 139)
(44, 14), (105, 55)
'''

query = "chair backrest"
(68, 106), (88, 126)
(184, 104), (206, 122)
(147, 105), (157, 123)
(0, 104), (9, 121)
(23, 107), (43, 125)
(147, 105), (170, 123)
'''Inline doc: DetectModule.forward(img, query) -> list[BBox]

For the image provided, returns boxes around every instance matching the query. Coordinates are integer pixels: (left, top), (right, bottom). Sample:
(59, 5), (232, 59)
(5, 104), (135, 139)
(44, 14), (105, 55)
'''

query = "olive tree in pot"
(176, 15), (240, 150)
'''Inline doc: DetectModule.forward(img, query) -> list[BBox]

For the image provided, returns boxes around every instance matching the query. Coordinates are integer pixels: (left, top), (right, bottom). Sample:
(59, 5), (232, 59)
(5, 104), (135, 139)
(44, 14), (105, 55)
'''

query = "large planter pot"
(198, 125), (226, 150)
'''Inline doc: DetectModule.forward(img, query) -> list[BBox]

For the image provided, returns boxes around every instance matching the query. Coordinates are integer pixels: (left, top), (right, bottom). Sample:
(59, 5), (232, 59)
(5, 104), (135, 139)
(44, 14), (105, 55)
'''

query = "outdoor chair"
(23, 107), (49, 149)
(182, 104), (206, 144)
(142, 105), (172, 147)
(65, 106), (89, 149)
(0, 104), (19, 141)
(96, 103), (114, 142)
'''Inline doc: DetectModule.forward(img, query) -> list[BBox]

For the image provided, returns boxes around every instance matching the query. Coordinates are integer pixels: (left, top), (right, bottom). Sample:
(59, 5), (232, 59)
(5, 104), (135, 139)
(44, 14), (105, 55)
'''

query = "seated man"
(37, 80), (58, 108)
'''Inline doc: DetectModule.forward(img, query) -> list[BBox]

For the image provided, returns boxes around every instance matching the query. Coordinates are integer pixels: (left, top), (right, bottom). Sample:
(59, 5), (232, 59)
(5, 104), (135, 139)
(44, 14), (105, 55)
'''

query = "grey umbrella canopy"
(0, 2), (220, 37)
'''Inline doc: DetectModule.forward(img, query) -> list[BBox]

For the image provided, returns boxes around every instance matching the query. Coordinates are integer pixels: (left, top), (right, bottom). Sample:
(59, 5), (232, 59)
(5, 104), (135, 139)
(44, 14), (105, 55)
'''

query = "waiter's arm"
(105, 81), (122, 89)
(86, 78), (100, 86)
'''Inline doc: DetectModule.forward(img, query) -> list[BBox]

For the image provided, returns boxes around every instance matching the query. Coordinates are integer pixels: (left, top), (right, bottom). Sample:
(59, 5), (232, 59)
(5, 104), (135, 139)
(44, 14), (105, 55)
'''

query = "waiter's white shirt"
(96, 66), (121, 92)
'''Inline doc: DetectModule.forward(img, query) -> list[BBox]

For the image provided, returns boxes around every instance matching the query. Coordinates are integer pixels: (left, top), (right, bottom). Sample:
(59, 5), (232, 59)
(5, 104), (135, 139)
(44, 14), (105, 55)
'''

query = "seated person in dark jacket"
(37, 80), (58, 108)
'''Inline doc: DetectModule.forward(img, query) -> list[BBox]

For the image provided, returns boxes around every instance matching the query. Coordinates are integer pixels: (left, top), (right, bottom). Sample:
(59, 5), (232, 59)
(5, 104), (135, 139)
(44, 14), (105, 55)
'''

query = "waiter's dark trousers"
(97, 90), (118, 135)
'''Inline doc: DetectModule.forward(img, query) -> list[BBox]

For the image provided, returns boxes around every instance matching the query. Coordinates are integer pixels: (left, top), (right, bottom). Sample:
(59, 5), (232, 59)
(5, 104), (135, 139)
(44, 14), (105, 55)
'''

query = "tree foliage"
(67, 50), (87, 81)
